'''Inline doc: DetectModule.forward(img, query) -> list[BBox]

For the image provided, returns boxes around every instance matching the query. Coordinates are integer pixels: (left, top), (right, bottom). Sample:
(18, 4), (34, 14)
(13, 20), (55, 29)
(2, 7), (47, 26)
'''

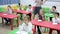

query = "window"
(0, 0), (20, 5)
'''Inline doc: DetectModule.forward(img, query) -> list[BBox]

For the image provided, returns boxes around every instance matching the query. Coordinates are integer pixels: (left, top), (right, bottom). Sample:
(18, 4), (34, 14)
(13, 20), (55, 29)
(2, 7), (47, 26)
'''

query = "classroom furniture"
(8, 29), (35, 34)
(44, 13), (54, 21)
(31, 19), (60, 34)
(0, 7), (5, 12)
(13, 10), (32, 14)
(8, 29), (18, 34)
(0, 13), (18, 30)
(13, 10), (32, 20)
(42, 7), (50, 13)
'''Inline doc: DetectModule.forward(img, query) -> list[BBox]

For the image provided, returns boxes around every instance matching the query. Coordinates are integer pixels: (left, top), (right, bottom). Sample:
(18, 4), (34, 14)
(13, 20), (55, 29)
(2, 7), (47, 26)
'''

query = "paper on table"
(3, 14), (7, 15)
(16, 31), (28, 34)
(38, 20), (42, 22)
(52, 23), (58, 25)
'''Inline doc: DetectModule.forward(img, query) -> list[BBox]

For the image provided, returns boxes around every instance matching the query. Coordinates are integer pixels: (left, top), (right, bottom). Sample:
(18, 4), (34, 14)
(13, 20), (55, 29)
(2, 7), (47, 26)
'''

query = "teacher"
(33, 0), (46, 34)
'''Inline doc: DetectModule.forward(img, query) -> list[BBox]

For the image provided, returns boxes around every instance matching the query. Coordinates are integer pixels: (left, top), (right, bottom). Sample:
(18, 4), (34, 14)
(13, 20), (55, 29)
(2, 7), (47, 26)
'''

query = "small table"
(31, 19), (60, 34)
(13, 10), (32, 14)
(13, 10), (32, 20)
(0, 13), (18, 30)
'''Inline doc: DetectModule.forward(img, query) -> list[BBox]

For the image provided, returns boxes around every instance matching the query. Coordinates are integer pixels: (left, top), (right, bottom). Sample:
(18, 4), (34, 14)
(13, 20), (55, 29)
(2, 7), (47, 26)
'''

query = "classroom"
(0, 0), (60, 34)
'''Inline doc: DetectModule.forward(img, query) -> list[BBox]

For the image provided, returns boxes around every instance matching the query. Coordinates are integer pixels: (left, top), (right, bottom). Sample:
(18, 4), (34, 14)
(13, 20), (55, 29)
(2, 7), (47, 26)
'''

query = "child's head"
(39, 9), (44, 15)
(23, 15), (30, 24)
(28, 4), (32, 9)
(18, 3), (20, 6)
(52, 6), (56, 10)
(54, 12), (59, 18)
(8, 5), (11, 9)
(34, 13), (39, 20)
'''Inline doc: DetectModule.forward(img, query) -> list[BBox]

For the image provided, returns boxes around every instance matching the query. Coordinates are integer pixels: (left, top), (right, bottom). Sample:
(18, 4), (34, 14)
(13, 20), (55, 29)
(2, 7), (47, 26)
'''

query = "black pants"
(50, 17), (53, 21)
(34, 7), (41, 15)
(34, 7), (42, 34)
(4, 18), (10, 24)
(20, 13), (23, 20)
(37, 26), (41, 34)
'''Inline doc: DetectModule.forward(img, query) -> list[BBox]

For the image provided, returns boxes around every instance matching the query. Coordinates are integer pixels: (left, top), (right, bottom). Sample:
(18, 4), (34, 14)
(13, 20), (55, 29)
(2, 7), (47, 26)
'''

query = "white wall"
(42, 1), (60, 13)
(20, 0), (35, 6)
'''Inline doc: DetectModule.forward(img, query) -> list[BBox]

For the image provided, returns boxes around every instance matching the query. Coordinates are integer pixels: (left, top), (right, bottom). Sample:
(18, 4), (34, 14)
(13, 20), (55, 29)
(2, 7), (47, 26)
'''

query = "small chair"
(0, 7), (5, 12)
(8, 29), (18, 34)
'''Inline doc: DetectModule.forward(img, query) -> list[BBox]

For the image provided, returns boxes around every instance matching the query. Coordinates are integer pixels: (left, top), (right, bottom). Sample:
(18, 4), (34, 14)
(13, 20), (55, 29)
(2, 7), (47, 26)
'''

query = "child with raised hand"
(18, 15), (33, 34)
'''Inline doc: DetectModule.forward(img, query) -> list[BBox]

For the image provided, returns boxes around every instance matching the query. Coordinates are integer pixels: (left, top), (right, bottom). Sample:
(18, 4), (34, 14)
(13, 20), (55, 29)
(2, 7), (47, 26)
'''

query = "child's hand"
(18, 20), (22, 25)
(34, 14), (39, 20)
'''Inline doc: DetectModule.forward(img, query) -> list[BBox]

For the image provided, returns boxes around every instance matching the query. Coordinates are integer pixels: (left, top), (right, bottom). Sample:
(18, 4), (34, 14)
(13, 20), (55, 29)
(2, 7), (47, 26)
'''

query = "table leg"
(17, 17), (19, 27)
(49, 29), (53, 34)
(57, 30), (60, 34)
(33, 25), (36, 34)
(10, 19), (13, 30)
(2, 17), (4, 26)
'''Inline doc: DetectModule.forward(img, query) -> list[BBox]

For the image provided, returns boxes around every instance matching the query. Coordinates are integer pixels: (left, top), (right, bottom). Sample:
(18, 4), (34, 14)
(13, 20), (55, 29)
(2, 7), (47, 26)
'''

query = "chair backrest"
(8, 29), (18, 34)
(11, 4), (19, 10)
(24, 6), (27, 10)
(42, 7), (50, 13)
(0, 7), (5, 12)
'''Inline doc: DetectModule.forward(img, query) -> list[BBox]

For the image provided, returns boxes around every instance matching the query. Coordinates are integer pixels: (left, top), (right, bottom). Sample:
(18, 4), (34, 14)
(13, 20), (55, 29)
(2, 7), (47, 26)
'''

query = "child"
(18, 15), (33, 34)
(34, 13), (39, 20)
(26, 4), (32, 12)
(52, 12), (60, 24)
(50, 6), (57, 21)
(4, 5), (12, 24)
(37, 9), (45, 34)
(50, 6), (57, 13)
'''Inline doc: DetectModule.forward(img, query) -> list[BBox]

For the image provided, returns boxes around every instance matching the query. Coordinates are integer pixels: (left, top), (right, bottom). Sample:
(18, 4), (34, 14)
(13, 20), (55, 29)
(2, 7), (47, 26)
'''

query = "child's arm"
(28, 23), (33, 33)
(52, 18), (55, 23)
(42, 15), (45, 21)
(18, 25), (23, 31)
(18, 23), (24, 31)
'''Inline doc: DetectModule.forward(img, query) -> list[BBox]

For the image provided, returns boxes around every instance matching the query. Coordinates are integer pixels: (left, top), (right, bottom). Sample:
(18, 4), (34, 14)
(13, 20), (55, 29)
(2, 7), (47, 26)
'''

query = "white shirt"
(26, 8), (32, 12)
(4, 8), (12, 14)
(18, 22), (32, 34)
(52, 17), (60, 24)
(8, 8), (12, 14)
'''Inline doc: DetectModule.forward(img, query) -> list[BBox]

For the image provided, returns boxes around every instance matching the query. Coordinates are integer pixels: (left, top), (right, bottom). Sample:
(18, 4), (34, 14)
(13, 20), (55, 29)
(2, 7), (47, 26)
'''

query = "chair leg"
(49, 29), (53, 34)
(57, 30), (60, 34)
(33, 26), (36, 34)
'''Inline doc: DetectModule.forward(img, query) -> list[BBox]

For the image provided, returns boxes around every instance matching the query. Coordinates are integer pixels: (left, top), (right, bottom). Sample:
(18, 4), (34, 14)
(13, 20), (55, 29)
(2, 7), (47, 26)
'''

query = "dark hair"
(52, 6), (56, 9)
(8, 5), (11, 8)
(29, 4), (31, 6)
(41, 0), (43, 1)
(24, 15), (30, 21)
(55, 12), (59, 16)
(18, 3), (20, 6)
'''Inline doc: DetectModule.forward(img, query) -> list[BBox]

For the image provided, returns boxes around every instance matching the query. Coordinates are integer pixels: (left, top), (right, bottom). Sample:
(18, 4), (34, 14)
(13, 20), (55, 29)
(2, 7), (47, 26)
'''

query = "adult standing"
(33, 0), (46, 34)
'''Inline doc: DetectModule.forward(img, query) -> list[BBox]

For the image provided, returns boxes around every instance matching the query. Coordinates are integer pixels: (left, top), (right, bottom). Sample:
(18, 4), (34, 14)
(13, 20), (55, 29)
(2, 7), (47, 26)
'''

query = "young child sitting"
(4, 5), (13, 24)
(18, 15), (33, 34)
(52, 12), (60, 24)
(50, 6), (57, 21)
(26, 4), (32, 12)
